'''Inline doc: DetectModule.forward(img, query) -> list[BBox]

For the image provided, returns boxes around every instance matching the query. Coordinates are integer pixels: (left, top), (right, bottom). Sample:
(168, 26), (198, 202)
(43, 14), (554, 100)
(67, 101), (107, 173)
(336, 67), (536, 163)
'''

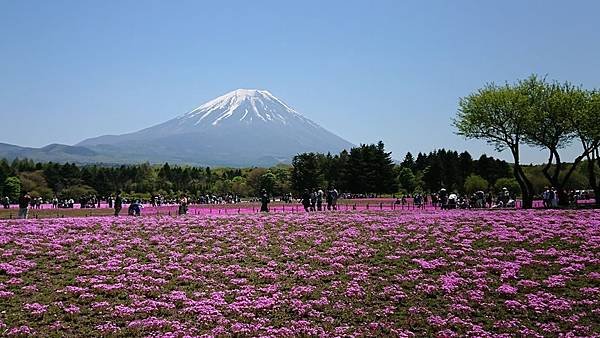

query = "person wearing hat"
(439, 188), (448, 210)
(114, 191), (123, 216)
(260, 189), (269, 212)
(18, 192), (31, 219)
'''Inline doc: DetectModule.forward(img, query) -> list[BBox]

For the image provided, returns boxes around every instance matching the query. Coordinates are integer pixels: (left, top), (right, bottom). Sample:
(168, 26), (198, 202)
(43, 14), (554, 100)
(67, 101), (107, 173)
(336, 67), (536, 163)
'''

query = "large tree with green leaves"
(291, 153), (324, 194)
(578, 90), (600, 205)
(520, 76), (591, 206)
(455, 81), (535, 208)
(3, 176), (21, 201)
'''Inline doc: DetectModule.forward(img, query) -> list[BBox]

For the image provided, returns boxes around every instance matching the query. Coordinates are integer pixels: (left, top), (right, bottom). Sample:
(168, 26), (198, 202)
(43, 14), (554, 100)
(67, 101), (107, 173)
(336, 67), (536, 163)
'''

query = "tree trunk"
(557, 189), (570, 208)
(514, 164), (534, 208)
(588, 152), (600, 206)
(511, 147), (534, 209)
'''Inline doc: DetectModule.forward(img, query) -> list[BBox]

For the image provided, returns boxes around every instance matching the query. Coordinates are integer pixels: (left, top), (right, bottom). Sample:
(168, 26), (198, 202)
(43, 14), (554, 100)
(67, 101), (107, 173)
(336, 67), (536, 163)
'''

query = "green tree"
(494, 178), (521, 196)
(259, 172), (277, 195)
(455, 79), (535, 208)
(521, 77), (590, 205)
(576, 90), (600, 205)
(373, 141), (399, 194)
(19, 171), (52, 199)
(401, 152), (415, 171)
(4, 176), (21, 201)
(463, 174), (489, 194)
(291, 153), (324, 194)
(246, 168), (268, 195)
(398, 167), (417, 193)
(422, 160), (443, 192)
(59, 185), (97, 200)
(231, 176), (249, 196)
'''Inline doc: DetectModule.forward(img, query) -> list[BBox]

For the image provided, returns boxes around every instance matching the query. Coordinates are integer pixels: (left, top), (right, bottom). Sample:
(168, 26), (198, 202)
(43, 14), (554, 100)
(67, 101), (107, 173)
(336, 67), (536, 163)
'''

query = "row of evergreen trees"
(290, 143), (513, 195)
(291, 141), (398, 194)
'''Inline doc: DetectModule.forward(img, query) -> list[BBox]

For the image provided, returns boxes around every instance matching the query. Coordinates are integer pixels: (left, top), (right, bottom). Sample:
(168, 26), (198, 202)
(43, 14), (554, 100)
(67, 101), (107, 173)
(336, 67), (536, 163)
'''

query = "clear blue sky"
(1, 0), (599, 163)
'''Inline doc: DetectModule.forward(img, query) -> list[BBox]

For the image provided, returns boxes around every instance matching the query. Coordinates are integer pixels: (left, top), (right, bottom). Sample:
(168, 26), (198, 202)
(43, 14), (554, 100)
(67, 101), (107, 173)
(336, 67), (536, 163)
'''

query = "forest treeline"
(0, 141), (594, 202)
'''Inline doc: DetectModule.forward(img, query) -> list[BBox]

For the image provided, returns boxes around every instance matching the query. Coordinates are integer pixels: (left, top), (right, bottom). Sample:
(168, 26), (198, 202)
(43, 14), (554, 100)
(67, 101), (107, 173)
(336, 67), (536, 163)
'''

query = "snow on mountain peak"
(179, 89), (317, 128)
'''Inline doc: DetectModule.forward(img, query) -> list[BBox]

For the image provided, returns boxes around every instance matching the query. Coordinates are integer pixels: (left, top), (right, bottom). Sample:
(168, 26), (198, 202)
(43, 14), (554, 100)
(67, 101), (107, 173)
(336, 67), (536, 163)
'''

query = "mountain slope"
(77, 89), (353, 166)
(0, 143), (103, 163)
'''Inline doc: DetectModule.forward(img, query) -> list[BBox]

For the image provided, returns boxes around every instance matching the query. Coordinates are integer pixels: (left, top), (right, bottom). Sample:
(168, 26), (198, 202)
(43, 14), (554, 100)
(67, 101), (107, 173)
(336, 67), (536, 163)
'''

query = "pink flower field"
(0, 210), (599, 336)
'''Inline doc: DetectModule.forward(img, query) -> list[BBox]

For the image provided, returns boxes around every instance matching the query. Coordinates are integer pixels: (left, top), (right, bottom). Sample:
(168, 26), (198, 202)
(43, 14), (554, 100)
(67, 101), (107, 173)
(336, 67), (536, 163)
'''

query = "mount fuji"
(68, 89), (354, 166)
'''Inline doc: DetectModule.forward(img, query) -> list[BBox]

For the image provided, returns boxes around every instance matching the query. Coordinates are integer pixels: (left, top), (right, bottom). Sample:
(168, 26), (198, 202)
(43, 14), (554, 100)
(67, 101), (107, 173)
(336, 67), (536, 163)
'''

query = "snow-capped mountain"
(179, 89), (321, 128)
(74, 89), (353, 166)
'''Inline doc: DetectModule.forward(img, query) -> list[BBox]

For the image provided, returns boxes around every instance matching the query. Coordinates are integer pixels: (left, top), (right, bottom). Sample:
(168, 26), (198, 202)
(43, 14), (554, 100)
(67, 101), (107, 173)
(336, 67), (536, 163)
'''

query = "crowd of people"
(300, 187), (340, 212)
(4, 186), (594, 220)
(392, 188), (516, 210)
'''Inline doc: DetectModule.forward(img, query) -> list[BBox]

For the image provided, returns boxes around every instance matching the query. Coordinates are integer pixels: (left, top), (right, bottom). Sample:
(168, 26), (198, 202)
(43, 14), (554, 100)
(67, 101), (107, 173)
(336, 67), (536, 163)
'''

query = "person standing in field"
(178, 194), (189, 215)
(310, 190), (317, 211)
(331, 187), (339, 211)
(114, 191), (123, 216)
(18, 192), (31, 219)
(439, 188), (448, 210)
(326, 187), (334, 210)
(2, 196), (9, 209)
(316, 189), (324, 211)
(302, 189), (311, 212)
(551, 188), (559, 208)
(260, 189), (269, 212)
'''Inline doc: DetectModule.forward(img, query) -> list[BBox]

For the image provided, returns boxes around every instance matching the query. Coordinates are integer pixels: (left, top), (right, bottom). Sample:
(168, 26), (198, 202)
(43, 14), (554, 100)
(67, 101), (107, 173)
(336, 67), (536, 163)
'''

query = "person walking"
(330, 187), (339, 211)
(542, 187), (550, 208)
(18, 192), (31, 219)
(114, 191), (123, 216)
(260, 189), (269, 212)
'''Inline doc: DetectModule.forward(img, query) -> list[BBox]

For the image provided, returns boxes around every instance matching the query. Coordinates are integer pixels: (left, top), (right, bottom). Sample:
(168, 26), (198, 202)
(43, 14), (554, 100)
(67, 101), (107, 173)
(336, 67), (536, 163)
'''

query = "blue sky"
(1, 0), (599, 163)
